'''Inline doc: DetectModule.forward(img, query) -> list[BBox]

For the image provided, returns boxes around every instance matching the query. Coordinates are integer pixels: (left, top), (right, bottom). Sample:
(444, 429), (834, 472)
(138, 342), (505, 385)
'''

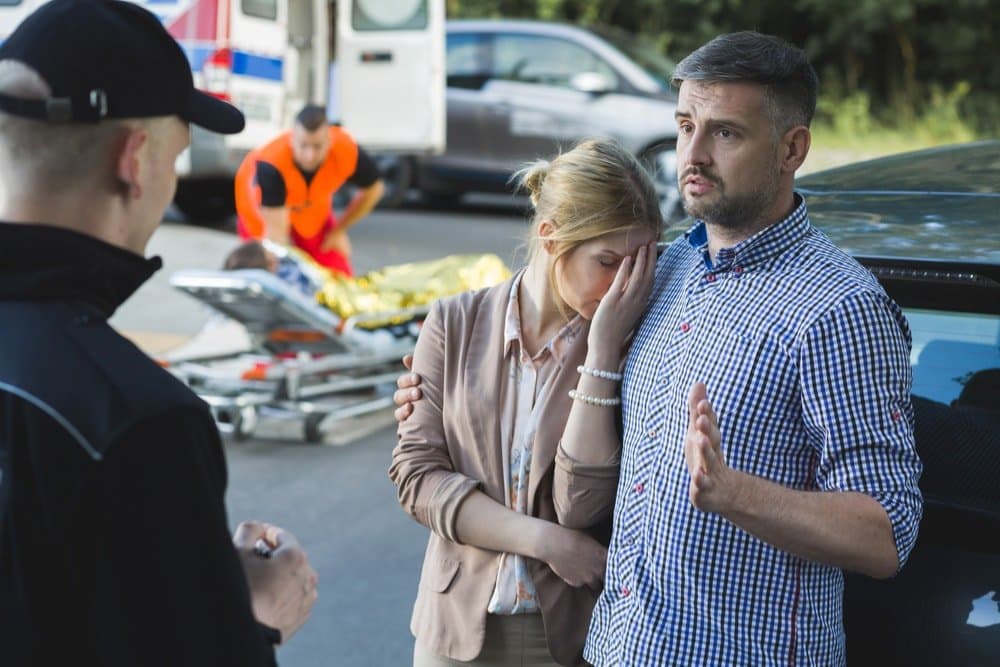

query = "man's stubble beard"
(681, 161), (782, 235)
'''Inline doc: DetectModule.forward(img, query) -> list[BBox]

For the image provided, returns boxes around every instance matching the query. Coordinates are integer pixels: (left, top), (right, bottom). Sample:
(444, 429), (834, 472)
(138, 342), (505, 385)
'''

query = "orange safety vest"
(234, 126), (360, 241)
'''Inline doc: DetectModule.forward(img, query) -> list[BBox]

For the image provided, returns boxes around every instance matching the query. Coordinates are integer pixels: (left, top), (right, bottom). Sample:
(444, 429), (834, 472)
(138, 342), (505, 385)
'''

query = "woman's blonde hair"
(514, 138), (663, 302)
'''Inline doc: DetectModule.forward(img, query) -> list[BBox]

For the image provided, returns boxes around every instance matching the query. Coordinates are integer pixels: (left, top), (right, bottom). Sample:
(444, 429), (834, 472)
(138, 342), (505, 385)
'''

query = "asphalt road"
(110, 198), (530, 667)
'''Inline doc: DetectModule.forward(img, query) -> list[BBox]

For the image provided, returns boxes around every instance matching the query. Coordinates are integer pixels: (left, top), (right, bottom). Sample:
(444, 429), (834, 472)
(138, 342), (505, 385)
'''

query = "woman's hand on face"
(538, 524), (608, 589)
(589, 241), (657, 351)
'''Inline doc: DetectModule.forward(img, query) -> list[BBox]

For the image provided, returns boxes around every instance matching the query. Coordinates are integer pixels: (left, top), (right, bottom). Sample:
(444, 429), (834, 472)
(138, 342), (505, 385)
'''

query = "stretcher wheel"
(304, 413), (325, 444)
(232, 405), (258, 442)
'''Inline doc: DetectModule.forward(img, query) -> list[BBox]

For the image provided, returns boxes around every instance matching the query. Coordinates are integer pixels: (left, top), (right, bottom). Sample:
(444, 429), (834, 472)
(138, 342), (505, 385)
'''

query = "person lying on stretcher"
(222, 240), (512, 324)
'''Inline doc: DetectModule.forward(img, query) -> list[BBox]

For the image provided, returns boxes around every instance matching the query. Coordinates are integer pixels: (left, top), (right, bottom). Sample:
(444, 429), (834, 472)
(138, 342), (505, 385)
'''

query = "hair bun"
(522, 161), (549, 207)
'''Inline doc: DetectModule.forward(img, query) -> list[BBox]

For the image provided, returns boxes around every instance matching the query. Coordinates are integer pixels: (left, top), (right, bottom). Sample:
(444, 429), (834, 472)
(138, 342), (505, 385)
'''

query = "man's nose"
(683, 129), (711, 167)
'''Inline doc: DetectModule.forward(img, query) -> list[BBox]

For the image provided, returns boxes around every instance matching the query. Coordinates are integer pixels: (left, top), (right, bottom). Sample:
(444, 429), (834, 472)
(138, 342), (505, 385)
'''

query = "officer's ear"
(114, 125), (149, 199)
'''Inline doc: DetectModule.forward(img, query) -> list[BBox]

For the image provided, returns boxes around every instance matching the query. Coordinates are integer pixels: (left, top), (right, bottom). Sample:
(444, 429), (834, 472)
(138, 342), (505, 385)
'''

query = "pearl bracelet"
(568, 388), (621, 407)
(577, 364), (623, 382)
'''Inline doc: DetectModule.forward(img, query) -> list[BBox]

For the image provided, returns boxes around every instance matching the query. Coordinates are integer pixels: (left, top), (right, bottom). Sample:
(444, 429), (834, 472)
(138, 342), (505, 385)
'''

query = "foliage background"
(446, 0), (999, 170)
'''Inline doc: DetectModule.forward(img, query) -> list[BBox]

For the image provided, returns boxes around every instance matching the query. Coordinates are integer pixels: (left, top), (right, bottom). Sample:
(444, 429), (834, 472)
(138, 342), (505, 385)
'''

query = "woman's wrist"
(525, 517), (557, 562)
(583, 349), (622, 374)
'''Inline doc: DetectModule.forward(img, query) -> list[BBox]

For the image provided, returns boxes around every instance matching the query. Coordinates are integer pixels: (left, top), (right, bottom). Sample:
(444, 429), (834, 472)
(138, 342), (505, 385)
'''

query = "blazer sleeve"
(389, 299), (480, 544)
(552, 440), (620, 529)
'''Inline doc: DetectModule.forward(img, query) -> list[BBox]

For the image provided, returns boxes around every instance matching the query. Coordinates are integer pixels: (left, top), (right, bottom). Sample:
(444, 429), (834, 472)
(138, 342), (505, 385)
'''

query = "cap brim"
(183, 89), (245, 134)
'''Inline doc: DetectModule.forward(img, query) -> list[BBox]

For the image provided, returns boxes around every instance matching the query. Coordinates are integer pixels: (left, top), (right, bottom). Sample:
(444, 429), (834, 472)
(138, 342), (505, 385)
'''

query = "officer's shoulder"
(2, 302), (211, 457)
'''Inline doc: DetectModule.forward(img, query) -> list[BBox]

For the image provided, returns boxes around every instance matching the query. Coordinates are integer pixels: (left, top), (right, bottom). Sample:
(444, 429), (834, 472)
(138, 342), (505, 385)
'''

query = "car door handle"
(489, 99), (512, 114)
(360, 51), (392, 63)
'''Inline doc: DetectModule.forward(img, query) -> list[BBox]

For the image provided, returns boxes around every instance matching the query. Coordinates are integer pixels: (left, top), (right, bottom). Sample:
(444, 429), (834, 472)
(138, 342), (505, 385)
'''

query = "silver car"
(378, 19), (682, 220)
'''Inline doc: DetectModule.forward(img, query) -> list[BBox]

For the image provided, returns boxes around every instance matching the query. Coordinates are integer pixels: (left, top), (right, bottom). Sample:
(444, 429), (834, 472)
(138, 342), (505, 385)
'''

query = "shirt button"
(647, 428), (656, 438)
(620, 586), (631, 597)
(705, 273), (716, 283)
(634, 482), (645, 494)
(679, 322), (690, 333)
(734, 265), (743, 274)
(892, 410), (902, 422)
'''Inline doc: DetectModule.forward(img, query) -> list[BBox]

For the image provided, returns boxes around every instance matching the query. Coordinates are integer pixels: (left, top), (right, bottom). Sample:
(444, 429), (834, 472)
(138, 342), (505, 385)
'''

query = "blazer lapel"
(462, 276), (514, 501)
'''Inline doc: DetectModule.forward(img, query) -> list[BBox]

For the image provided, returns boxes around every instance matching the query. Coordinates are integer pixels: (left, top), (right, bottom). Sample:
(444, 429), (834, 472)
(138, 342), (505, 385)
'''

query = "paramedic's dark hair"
(671, 31), (818, 132)
(295, 105), (328, 132)
(223, 241), (270, 271)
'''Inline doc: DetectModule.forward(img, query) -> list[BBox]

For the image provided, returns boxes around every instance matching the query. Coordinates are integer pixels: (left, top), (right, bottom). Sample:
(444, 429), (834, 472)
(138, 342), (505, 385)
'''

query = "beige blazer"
(389, 276), (620, 666)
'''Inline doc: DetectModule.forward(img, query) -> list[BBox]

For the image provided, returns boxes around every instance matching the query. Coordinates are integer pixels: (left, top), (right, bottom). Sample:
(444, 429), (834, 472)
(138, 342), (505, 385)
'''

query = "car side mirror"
(570, 71), (613, 95)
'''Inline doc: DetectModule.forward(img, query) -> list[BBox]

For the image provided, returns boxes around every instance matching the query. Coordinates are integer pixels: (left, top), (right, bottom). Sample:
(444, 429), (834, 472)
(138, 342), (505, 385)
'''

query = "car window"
(907, 308), (999, 406)
(492, 34), (618, 90)
(446, 32), (492, 90)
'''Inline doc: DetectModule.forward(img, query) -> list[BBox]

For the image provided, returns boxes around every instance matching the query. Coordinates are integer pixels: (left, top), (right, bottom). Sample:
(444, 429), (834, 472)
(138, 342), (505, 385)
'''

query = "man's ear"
(115, 126), (148, 199)
(780, 125), (811, 174)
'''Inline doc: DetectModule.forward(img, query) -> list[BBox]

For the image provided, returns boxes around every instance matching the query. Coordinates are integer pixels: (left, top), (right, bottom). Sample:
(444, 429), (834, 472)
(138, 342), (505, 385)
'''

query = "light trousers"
(413, 613), (560, 667)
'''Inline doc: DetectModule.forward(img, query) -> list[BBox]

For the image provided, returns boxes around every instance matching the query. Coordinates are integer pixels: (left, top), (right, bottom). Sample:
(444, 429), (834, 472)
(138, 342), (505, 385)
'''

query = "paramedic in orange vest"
(235, 105), (384, 276)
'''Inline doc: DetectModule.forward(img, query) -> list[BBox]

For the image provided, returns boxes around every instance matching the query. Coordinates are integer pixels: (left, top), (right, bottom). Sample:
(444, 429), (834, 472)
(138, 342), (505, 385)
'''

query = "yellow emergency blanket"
(304, 252), (511, 327)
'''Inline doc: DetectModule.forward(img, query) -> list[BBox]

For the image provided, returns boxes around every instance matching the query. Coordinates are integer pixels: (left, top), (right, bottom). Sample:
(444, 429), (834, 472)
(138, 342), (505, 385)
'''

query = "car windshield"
(590, 24), (676, 94)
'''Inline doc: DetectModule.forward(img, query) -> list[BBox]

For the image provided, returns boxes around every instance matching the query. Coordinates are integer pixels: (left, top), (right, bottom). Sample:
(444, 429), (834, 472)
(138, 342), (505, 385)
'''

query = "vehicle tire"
(641, 141), (685, 225)
(374, 154), (413, 209)
(304, 412), (326, 444)
(173, 177), (236, 226)
(421, 190), (461, 209)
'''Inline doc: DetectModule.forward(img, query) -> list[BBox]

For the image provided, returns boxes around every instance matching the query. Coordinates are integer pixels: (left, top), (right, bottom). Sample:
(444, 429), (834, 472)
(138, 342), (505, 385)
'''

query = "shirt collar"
(503, 269), (581, 363)
(684, 192), (810, 272)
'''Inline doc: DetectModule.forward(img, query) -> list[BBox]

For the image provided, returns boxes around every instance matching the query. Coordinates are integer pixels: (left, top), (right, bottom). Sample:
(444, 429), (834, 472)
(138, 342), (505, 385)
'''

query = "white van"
(0, 0), (445, 221)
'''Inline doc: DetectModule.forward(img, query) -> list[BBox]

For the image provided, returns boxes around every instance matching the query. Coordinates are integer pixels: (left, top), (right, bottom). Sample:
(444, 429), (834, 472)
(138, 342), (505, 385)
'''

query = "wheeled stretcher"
(164, 253), (510, 442)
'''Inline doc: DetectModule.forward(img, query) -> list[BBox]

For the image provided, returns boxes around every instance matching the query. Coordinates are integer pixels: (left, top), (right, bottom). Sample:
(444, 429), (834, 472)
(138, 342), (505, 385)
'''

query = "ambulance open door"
(334, 0), (445, 154)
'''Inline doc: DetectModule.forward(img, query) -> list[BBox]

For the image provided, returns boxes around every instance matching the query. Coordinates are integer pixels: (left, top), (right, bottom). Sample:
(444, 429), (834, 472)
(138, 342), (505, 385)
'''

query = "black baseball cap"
(0, 0), (244, 134)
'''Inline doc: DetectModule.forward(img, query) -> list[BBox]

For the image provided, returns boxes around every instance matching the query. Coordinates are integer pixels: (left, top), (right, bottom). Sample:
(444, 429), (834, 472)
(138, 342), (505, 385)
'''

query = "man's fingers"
(394, 403), (412, 422)
(402, 354), (413, 371)
(697, 434), (720, 472)
(265, 525), (302, 551)
(233, 520), (269, 547)
(393, 386), (421, 407)
(688, 382), (707, 422)
(396, 373), (418, 390)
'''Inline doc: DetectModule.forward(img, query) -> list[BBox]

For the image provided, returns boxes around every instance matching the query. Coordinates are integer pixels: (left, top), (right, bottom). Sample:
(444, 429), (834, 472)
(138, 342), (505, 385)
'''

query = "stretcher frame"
(165, 269), (422, 442)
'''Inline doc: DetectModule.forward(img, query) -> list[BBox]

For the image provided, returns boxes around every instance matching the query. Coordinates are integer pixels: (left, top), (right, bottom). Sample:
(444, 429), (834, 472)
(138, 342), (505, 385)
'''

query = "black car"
(798, 141), (1000, 664)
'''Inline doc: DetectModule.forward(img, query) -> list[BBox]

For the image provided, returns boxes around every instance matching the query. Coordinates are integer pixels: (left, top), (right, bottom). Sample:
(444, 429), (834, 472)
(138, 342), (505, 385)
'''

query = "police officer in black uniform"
(0, 2), (317, 665)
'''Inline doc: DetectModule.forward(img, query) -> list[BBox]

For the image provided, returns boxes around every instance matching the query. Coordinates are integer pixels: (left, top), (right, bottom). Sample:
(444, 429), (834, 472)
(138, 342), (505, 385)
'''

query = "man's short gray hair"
(672, 31), (818, 132)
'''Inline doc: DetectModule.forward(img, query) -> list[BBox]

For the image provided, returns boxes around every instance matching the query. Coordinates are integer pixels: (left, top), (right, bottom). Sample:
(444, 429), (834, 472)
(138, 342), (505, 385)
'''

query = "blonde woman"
(389, 139), (663, 666)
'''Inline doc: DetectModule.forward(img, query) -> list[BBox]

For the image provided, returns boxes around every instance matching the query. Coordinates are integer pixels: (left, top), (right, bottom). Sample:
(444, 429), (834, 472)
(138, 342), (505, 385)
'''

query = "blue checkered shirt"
(584, 196), (923, 666)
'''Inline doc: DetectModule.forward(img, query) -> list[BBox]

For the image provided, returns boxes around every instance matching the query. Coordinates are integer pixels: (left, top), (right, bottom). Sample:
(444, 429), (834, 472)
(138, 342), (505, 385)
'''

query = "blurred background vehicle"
(373, 19), (683, 222)
(0, 0), (447, 224)
(798, 141), (1000, 664)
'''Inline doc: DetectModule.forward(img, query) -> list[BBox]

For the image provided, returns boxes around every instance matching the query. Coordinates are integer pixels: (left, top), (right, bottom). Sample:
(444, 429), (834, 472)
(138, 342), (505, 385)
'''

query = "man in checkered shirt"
(394, 31), (923, 666)
(581, 32), (922, 665)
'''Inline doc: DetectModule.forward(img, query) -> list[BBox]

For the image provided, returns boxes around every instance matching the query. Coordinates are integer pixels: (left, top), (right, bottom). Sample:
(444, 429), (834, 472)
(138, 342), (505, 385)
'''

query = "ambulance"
(0, 0), (445, 221)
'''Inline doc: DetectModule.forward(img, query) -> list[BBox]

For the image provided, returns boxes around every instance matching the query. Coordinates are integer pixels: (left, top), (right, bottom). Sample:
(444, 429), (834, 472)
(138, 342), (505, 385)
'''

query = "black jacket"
(0, 223), (277, 666)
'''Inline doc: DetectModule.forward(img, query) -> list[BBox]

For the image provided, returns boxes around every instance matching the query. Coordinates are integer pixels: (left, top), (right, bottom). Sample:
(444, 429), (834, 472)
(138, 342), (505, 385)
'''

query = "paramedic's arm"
(90, 408), (316, 664)
(333, 147), (384, 234)
(259, 206), (292, 245)
(254, 161), (293, 246)
(336, 179), (384, 233)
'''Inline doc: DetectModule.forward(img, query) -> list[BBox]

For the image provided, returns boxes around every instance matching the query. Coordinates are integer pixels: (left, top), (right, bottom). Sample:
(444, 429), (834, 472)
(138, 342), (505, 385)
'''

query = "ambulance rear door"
(335, 0), (445, 154)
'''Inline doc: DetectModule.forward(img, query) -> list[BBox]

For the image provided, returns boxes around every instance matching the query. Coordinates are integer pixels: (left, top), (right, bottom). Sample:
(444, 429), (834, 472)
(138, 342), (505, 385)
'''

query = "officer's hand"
(234, 521), (318, 644)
